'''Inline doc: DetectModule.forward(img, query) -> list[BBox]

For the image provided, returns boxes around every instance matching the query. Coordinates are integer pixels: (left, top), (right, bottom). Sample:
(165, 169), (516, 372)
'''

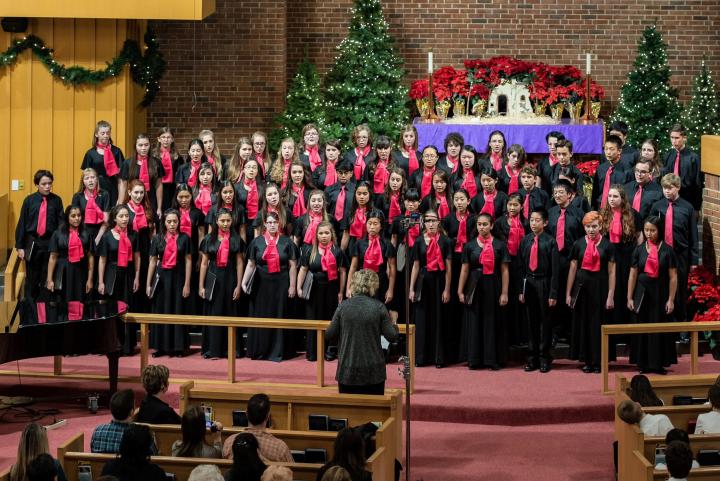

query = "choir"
(15, 120), (702, 375)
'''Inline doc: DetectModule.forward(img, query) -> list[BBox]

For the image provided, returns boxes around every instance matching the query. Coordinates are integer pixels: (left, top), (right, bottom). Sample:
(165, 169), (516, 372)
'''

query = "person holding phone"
(171, 405), (223, 458)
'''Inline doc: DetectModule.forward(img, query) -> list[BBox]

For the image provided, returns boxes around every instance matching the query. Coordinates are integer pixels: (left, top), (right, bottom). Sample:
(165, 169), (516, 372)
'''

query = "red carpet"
(0, 351), (717, 480)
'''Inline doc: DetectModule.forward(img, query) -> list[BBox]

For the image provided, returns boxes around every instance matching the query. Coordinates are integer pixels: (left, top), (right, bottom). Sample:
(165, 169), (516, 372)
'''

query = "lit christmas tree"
(270, 55), (328, 151)
(682, 59), (720, 153)
(323, 0), (408, 144)
(612, 25), (682, 151)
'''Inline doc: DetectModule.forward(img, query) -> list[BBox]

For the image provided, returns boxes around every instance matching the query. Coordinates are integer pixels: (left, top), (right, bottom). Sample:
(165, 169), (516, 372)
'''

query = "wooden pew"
(629, 449), (720, 481)
(179, 380), (402, 478)
(643, 433), (720, 462)
(617, 373), (717, 407)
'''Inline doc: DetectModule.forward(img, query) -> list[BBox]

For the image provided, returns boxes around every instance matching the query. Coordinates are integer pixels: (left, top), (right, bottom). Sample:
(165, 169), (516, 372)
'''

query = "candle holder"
(579, 73), (597, 124)
(422, 72), (440, 123)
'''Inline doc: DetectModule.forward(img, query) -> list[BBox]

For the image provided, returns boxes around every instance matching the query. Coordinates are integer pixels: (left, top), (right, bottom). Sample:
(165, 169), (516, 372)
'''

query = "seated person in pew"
(11, 423), (67, 481)
(320, 466), (352, 481)
(223, 394), (293, 463)
(260, 466), (293, 481)
(225, 434), (267, 481)
(617, 399), (674, 436)
(136, 365), (182, 425)
(91, 389), (136, 454)
(27, 454), (57, 481)
(172, 405), (223, 458)
(316, 428), (372, 481)
(627, 374), (664, 407)
(655, 429), (700, 471)
(189, 464), (224, 481)
(101, 424), (166, 481)
(695, 385), (720, 434)
(665, 440), (693, 481)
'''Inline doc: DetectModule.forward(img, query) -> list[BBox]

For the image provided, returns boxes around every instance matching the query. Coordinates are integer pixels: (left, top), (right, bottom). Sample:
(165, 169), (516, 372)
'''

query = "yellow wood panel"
(52, 19), (77, 200)
(0, 32), (10, 238)
(30, 20), (55, 196)
(73, 20), (96, 185)
(701, 135), (720, 176)
(0, 0), (215, 20)
(94, 19), (117, 146)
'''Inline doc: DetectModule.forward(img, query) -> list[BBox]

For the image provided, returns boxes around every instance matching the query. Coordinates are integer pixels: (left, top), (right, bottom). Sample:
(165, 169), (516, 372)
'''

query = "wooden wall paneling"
(30, 20), (55, 196)
(73, 20), (96, 188)
(94, 20), (119, 150)
(0, 32), (11, 249)
(52, 19), (77, 202)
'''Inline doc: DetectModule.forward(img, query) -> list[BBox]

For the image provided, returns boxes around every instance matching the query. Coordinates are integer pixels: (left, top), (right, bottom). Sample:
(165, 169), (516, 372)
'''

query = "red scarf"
(490, 152), (503, 171)
(137, 155), (151, 190)
(446, 155), (459, 174)
(84, 189), (105, 224)
(128, 200), (147, 231)
(303, 211), (323, 245)
(354, 146), (371, 180)
(68, 228), (83, 263)
(373, 160), (389, 194)
(461, 169), (477, 198)
(632, 184), (643, 212)
(68, 301), (84, 321)
(187, 159), (201, 188)
(425, 234), (445, 271)
(644, 240), (659, 278)
(307, 145), (322, 172)
(162, 232), (178, 268)
(244, 178), (259, 219)
(115, 228), (132, 268)
(389, 192), (402, 225)
(480, 191), (496, 218)
(324, 160), (338, 187)
(549, 153), (558, 167)
(406, 148), (419, 176)
(349, 206), (367, 238)
(581, 235), (601, 272)
(160, 148), (174, 183)
(334, 185), (347, 222)
(262, 232), (280, 273)
(281, 159), (292, 189)
(179, 208), (192, 237)
(98, 143), (119, 177)
(292, 184), (307, 217)
(406, 211), (420, 248)
(436, 194), (450, 219)
(610, 209), (622, 243)
(421, 168), (434, 198)
(320, 244), (338, 281)
(507, 216), (523, 256)
(363, 234), (383, 272)
(194, 185), (212, 215)
(216, 233), (230, 268)
(506, 165), (520, 194)
(479, 236), (495, 274)
(255, 153), (266, 176)
(455, 212), (468, 253)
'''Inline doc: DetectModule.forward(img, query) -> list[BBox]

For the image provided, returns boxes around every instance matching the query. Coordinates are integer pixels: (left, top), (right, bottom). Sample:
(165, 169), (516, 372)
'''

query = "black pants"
(338, 382), (385, 395)
(525, 276), (553, 364)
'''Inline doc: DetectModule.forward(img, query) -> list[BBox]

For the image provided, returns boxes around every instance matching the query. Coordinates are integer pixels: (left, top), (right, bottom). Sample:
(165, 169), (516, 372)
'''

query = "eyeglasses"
(634, 169), (650, 174)
(424, 218), (439, 223)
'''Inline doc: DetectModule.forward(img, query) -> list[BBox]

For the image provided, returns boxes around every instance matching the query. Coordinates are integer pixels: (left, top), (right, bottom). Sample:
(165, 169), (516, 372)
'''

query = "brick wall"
(703, 173), (720, 274)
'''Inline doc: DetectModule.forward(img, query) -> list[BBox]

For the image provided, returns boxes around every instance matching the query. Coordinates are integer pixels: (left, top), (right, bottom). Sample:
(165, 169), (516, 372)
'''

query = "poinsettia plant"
(409, 79), (429, 100)
(545, 85), (570, 106)
(469, 82), (490, 102)
(451, 69), (469, 101)
(576, 160), (600, 178)
(433, 85), (452, 102)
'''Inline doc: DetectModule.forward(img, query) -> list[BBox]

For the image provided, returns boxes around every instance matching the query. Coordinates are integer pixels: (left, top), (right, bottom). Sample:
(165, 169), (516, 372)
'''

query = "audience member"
(694, 385), (720, 434)
(172, 405), (223, 458)
(320, 466), (352, 481)
(189, 465), (225, 481)
(617, 399), (674, 436)
(10, 423), (67, 481)
(224, 433), (267, 481)
(223, 394), (292, 462)
(316, 428), (372, 481)
(655, 429), (700, 470)
(135, 364), (182, 424)
(26, 454), (57, 481)
(101, 424), (166, 481)
(91, 389), (135, 453)
(260, 466), (293, 481)
(665, 440), (693, 481)
(627, 374), (663, 407)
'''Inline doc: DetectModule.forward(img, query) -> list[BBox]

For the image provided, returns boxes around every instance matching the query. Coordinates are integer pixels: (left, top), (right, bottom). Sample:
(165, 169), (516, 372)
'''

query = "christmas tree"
(612, 25), (682, 151)
(269, 55), (328, 151)
(323, 0), (408, 145)
(682, 59), (720, 153)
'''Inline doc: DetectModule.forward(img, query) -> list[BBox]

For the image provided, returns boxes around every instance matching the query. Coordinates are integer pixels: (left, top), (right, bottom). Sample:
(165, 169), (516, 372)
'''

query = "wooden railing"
(601, 321), (720, 394)
(3, 248), (24, 303)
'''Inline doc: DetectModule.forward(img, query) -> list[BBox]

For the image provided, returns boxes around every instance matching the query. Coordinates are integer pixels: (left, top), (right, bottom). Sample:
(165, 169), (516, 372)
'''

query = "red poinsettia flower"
(451, 69), (470, 98)
(409, 79), (429, 100)
(469, 83), (490, 101)
(576, 160), (600, 177)
(433, 66), (457, 89)
(689, 283), (720, 308)
(434, 85), (453, 102)
(544, 85), (570, 105)
(694, 303), (720, 322)
(688, 266), (716, 288)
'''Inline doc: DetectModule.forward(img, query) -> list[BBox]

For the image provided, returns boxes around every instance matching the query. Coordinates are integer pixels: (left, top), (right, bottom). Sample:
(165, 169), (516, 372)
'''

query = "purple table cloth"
(414, 119), (605, 154)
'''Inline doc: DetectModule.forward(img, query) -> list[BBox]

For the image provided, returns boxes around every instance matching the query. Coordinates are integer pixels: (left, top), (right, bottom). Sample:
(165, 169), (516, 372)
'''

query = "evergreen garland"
(682, 59), (720, 153)
(323, 0), (408, 145)
(612, 25), (682, 152)
(0, 28), (166, 107)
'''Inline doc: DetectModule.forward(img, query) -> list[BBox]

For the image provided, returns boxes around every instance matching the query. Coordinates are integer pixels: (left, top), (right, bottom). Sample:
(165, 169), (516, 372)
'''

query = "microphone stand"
(398, 215), (422, 481)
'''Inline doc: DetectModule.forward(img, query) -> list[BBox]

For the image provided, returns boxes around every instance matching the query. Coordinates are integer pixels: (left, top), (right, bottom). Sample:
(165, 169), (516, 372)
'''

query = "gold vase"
(472, 99), (487, 117)
(583, 182), (593, 204)
(533, 102), (547, 116)
(567, 100), (583, 121)
(550, 103), (565, 120)
(591, 101), (601, 118)
(416, 98), (429, 118)
(453, 99), (466, 117)
(436, 100), (451, 120)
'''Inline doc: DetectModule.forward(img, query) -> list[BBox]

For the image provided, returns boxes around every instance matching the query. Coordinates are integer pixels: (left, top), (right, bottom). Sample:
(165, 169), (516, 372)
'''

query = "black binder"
(396, 243), (407, 272)
(52, 263), (65, 291)
(300, 272), (313, 300)
(24, 239), (36, 262)
(569, 280), (584, 309)
(632, 284), (645, 314)
(412, 271), (424, 302)
(148, 270), (161, 299)
(243, 264), (257, 294)
(204, 271), (217, 302)
(463, 271), (479, 305)
(104, 264), (117, 296)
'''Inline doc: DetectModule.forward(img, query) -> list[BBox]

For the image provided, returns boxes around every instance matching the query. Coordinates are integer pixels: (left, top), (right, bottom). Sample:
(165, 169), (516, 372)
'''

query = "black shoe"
(524, 363), (538, 372)
(592, 366), (601, 373)
(324, 351), (337, 362)
(306, 355), (317, 362)
(468, 364), (481, 370)
(490, 364), (501, 371)
(582, 364), (592, 373)
(152, 351), (165, 358)
(435, 363), (444, 369)
(540, 363), (551, 373)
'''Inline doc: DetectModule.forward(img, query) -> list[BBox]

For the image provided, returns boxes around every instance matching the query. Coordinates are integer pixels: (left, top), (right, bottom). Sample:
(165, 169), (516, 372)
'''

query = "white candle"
(586, 53), (591, 75)
(428, 51), (433, 74)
